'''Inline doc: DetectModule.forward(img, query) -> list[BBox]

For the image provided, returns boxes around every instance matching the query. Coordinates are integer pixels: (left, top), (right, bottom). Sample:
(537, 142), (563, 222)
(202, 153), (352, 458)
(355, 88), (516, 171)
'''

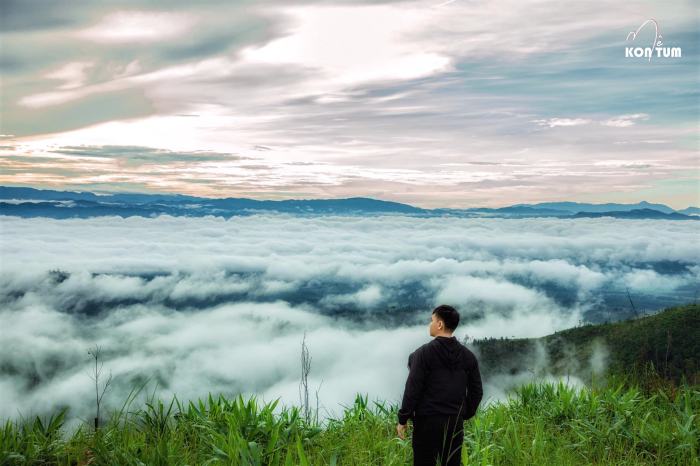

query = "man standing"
(396, 304), (483, 466)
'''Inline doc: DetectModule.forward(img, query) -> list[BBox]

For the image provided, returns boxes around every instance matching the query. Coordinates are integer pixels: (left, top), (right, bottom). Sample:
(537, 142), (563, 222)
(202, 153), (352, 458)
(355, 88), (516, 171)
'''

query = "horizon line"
(1, 184), (698, 211)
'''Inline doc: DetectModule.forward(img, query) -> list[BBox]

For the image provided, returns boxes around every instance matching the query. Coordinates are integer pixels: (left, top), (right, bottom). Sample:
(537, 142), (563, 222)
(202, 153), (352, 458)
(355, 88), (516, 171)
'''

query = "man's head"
(429, 304), (460, 337)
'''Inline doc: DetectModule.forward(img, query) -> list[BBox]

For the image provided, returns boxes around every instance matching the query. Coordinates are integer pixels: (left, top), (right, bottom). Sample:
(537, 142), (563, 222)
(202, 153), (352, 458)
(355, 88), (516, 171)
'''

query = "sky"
(0, 0), (698, 209)
(2, 214), (698, 427)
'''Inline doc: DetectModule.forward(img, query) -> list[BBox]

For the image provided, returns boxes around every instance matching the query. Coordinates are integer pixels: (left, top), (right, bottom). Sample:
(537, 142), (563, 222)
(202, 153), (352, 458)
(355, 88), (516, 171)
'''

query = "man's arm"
(397, 349), (428, 425)
(462, 357), (483, 420)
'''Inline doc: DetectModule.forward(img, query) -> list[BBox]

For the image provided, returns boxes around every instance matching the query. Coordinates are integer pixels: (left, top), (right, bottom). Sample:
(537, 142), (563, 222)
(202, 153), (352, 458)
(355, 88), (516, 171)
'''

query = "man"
(396, 304), (483, 466)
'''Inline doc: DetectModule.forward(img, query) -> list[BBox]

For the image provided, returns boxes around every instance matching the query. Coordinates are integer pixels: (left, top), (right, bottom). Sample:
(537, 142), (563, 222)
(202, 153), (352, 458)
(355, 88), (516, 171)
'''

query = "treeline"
(472, 302), (699, 386)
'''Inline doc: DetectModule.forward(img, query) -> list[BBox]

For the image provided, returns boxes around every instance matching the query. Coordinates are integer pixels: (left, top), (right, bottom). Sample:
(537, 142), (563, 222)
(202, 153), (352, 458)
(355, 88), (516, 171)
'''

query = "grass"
(1, 362), (698, 465)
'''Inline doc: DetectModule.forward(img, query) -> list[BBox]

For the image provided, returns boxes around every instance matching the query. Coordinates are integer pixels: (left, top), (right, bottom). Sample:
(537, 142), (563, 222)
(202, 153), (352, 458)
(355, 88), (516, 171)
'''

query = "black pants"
(411, 413), (464, 466)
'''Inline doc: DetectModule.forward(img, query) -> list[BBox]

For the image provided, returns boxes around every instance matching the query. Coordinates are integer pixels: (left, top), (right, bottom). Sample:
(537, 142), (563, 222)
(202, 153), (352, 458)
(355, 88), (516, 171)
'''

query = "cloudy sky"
(1, 0), (698, 208)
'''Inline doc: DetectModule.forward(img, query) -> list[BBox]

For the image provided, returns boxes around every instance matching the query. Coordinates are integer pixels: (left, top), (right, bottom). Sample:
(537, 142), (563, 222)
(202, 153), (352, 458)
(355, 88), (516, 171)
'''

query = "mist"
(1, 213), (698, 432)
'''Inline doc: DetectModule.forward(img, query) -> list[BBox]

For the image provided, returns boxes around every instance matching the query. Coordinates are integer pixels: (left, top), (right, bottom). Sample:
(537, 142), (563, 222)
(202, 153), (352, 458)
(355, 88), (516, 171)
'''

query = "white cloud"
(44, 61), (95, 90)
(75, 10), (198, 43)
(532, 118), (593, 128)
(619, 269), (690, 294)
(434, 275), (551, 311)
(500, 258), (608, 293)
(0, 214), (697, 430)
(601, 114), (650, 128)
(320, 284), (384, 308)
(532, 113), (651, 130)
(240, 4), (453, 86)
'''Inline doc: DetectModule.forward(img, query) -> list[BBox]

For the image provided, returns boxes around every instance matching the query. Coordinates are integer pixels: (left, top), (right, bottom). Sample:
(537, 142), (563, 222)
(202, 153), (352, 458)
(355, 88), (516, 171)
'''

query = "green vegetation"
(473, 302), (699, 386)
(2, 303), (698, 465)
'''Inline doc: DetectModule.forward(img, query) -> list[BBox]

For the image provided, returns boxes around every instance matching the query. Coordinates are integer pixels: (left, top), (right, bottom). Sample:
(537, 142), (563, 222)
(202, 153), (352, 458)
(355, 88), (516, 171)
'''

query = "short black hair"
(432, 304), (459, 331)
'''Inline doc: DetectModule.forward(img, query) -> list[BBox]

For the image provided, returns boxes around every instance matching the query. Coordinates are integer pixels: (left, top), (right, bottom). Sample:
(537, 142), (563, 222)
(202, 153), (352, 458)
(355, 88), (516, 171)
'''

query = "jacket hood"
(433, 336), (463, 371)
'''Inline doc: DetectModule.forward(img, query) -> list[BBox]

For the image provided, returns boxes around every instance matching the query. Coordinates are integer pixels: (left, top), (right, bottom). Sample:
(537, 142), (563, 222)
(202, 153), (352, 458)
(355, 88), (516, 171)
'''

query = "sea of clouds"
(1, 214), (698, 433)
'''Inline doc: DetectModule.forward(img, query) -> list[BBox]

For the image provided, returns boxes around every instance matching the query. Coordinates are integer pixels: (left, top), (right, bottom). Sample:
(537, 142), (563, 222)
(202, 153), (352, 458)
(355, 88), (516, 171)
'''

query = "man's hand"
(396, 422), (408, 440)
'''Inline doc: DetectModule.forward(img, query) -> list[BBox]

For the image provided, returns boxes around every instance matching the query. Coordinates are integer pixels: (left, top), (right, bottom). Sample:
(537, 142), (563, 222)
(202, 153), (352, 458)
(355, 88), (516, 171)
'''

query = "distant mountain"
(510, 200), (676, 214)
(0, 186), (201, 204)
(459, 206), (573, 217)
(0, 186), (424, 218)
(0, 186), (696, 220)
(571, 208), (697, 220)
(678, 206), (700, 216)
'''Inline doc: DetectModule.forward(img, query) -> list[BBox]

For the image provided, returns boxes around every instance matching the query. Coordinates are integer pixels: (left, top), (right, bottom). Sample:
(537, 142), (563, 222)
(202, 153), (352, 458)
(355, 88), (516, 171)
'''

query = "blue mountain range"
(0, 186), (697, 220)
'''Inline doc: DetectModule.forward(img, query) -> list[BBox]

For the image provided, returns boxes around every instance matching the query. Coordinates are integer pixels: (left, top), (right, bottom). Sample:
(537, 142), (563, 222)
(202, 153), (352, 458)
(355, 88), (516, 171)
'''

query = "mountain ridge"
(1, 185), (697, 220)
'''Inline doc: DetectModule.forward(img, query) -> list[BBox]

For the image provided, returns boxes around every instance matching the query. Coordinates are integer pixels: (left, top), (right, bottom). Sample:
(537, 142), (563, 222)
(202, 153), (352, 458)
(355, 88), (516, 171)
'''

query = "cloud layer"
(1, 214), (698, 430)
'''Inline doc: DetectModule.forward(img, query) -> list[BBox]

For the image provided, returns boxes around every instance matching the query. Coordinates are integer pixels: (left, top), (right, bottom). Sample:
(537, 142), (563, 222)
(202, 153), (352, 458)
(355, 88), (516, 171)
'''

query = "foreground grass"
(2, 367), (698, 466)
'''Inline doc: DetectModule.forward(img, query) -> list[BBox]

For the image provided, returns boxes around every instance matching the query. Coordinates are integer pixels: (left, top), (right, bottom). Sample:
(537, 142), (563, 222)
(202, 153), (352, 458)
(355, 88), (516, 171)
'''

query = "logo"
(625, 19), (682, 62)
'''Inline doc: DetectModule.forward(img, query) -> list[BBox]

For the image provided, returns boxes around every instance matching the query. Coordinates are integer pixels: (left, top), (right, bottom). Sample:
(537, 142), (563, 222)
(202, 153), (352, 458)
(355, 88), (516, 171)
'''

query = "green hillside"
(472, 302), (700, 386)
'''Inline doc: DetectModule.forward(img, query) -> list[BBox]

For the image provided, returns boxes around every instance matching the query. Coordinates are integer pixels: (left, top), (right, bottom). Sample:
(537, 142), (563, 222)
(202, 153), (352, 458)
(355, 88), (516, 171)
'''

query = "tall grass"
(2, 367), (698, 465)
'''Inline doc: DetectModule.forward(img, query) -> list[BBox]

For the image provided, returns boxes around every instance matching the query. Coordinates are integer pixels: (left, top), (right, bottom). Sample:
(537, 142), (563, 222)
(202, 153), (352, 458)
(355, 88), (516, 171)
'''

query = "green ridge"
(472, 302), (700, 386)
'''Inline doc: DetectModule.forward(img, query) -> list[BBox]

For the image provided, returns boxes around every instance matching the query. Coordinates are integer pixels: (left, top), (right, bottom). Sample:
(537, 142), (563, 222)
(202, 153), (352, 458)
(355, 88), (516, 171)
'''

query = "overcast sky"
(1, 0), (698, 208)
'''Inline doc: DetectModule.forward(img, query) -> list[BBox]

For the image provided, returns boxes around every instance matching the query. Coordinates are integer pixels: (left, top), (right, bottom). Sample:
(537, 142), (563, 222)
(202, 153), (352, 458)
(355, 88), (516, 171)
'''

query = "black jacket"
(397, 335), (483, 425)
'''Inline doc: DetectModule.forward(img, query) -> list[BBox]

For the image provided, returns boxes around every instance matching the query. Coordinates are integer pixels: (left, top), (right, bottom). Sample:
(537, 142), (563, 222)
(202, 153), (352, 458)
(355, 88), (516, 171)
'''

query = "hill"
(471, 302), (700, 385)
